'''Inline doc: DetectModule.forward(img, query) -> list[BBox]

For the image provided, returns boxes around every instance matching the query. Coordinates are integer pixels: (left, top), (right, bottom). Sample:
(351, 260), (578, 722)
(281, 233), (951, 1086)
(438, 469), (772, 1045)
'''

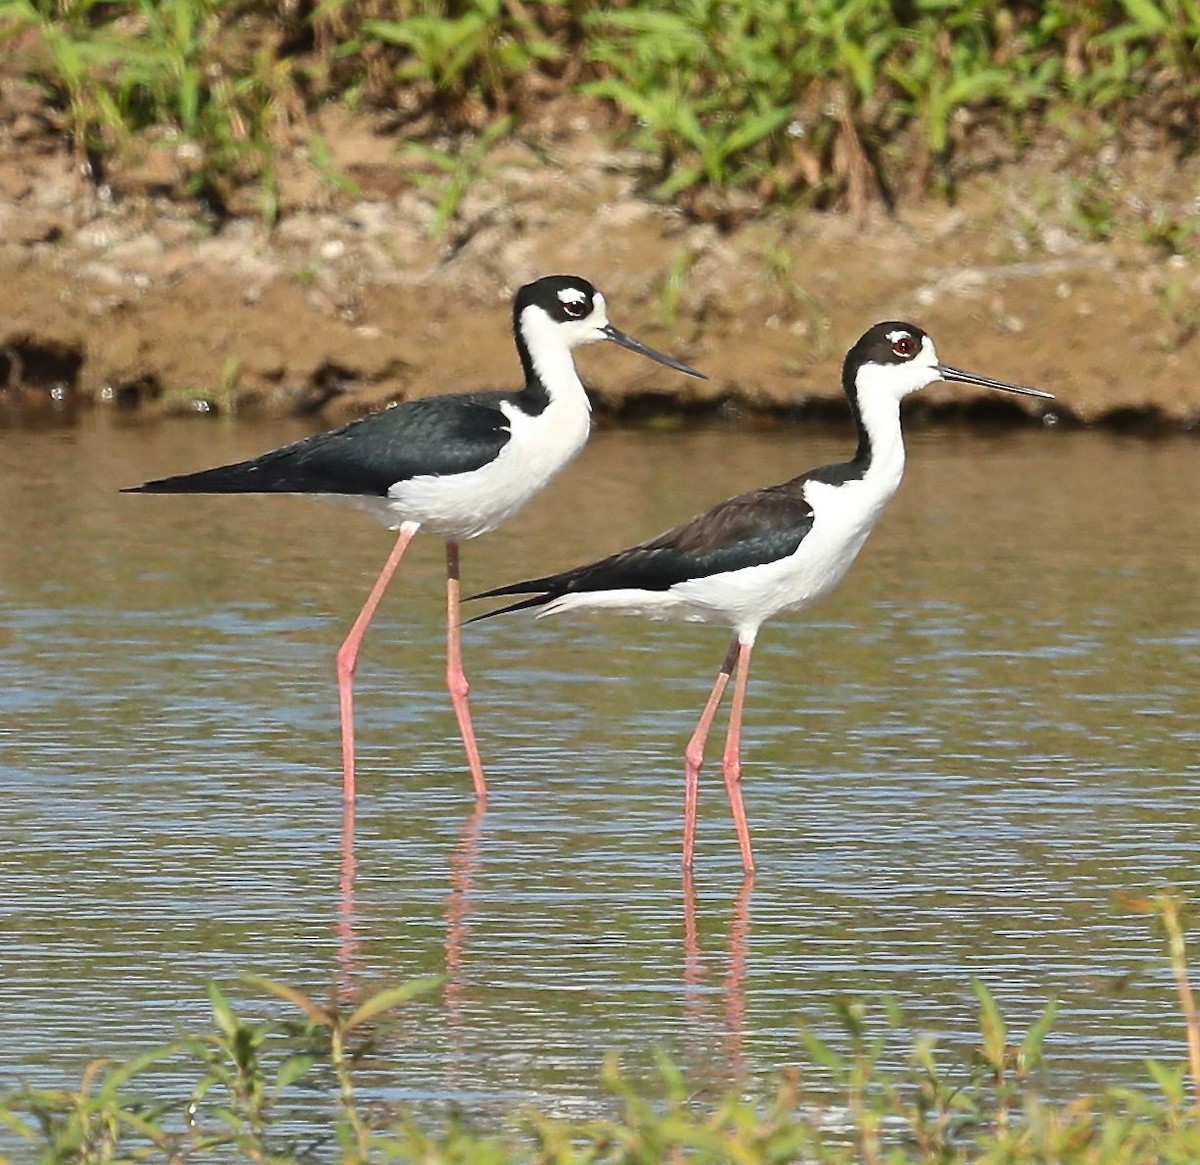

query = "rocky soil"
(3, 82), (1200, 430)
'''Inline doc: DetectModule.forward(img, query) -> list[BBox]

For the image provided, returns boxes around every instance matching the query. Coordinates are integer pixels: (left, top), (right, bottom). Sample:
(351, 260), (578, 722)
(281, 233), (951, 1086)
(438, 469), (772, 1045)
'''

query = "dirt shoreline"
(3, 119), (1199, 431)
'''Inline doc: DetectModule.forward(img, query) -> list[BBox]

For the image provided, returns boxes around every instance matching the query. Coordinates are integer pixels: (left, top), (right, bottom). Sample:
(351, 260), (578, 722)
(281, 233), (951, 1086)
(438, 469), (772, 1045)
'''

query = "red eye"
(559, 295), (588, 319)
(892, 334), (917, 357)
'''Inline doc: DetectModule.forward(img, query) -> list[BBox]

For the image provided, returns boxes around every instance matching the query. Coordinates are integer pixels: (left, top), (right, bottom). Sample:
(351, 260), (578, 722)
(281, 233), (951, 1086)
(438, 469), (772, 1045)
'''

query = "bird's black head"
(510, 274), (706, 384)
(843, 319), (1053, 405)
(514, 275), (600, 327)
(840, 321), (943, 406)
(845, 321), (931, 375)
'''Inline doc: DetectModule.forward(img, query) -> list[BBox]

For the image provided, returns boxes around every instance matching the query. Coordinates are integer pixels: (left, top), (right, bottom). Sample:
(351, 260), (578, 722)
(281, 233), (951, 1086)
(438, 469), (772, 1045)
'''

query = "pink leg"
(446, 541), (487, 803)
(682, 636), (740, 870)
(336, 798), (360, 1001)
(338, 523), (419, 805)
(722, 640), (756, 874)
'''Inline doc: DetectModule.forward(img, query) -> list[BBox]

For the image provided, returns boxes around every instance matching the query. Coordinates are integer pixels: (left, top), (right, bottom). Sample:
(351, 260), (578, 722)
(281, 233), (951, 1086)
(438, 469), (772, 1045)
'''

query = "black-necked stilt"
(473, 321), (1052, 872)
(124, 274), (705, 807)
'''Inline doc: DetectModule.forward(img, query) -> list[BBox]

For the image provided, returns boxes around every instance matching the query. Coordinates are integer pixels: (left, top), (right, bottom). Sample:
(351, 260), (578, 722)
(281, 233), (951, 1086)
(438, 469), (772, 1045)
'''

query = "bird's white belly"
(543, 534), (869, 632)
(347, 395), (591, 538)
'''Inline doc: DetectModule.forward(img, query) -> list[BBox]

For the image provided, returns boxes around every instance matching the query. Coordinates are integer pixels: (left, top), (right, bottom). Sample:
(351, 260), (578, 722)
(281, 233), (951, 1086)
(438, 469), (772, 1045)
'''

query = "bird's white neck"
(860, 389), (906, 491)
(849, 370), (909, 498)
(515, 308), (592, 413)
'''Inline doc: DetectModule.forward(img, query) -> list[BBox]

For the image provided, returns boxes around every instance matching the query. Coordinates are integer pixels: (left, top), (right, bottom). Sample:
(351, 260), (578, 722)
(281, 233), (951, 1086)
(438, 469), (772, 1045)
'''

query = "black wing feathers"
(126, 393), (513, 496)
(475, 478), (815, 616)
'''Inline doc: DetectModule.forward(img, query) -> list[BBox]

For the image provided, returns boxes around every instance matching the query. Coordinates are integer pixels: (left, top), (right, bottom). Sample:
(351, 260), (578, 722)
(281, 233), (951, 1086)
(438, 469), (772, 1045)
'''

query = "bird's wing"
(126, 393), (513, 495)
(474, 480), (815, 615)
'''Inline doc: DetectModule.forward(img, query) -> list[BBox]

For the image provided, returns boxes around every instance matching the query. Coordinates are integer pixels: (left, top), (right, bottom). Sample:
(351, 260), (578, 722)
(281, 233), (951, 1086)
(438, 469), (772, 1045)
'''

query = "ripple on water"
(2, 420), (1199, 1122)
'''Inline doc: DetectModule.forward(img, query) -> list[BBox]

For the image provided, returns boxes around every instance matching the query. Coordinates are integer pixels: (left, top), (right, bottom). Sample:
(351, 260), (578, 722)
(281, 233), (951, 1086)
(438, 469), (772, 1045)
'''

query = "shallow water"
(2, 411), (1199, 1126)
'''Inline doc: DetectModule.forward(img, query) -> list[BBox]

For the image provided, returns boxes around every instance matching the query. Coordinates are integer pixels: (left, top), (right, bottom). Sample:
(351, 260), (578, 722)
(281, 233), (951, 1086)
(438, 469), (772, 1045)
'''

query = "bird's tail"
(123, 460), (278, 494)
(466, 575), (564, 623)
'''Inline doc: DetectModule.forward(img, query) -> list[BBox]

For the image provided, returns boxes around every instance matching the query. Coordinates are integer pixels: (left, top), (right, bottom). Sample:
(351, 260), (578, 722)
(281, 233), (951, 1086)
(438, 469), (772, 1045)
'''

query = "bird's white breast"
(383, 389), (592, 538)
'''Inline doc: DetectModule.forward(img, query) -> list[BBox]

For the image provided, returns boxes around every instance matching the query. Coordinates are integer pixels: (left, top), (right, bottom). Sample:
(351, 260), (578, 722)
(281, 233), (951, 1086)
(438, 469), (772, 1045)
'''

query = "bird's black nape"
(509, 274), (600, 393)
(835, 321), (931, 469)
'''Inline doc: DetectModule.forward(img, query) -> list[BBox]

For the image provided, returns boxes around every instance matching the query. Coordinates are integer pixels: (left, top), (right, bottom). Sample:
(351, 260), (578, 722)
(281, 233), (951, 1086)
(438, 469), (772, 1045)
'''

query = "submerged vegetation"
(1, 0), (1199, 223)
(3, 890), (1200, 1162)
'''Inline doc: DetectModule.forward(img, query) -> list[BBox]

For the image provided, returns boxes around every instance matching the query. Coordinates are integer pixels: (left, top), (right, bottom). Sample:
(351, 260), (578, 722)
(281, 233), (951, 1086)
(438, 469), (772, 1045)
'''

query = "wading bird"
(125, 275), (705, 806)
(473, 321), (1051, 872)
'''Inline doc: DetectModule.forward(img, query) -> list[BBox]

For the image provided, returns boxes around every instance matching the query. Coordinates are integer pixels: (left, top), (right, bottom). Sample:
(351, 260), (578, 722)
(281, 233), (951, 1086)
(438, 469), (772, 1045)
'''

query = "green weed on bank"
(0, 0), (291, 218)
(1, 0), (1200, 225)
(2, 890), (1200, 1163)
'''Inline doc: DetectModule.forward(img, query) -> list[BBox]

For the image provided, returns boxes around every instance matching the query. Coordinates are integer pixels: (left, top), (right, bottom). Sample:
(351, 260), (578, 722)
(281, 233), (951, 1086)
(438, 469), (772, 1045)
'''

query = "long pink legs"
(722, 641), (756, 873)
(445, 541), (487, 803)
(682, 635), (756, 874)
(338, 523), (419, 805)
(336, 526), (488, 807)
(683, 637), (739, 870)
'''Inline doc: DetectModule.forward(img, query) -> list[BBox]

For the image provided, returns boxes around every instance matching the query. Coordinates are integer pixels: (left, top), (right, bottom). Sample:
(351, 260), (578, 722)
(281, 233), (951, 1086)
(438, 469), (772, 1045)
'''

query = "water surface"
(2, 411), (1199, 1123)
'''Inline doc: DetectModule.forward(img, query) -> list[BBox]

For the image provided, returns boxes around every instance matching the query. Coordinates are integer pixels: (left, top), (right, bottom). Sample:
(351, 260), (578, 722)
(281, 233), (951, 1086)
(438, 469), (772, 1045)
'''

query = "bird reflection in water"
(683, 871), (755, 1080)
(335, 798), (485, 1082)
(335, 810), (754, 1089)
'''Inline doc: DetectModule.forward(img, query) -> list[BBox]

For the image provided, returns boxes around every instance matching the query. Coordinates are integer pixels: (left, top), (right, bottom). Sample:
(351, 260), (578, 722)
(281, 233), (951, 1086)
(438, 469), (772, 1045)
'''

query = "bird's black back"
(125, 390), (518, 496)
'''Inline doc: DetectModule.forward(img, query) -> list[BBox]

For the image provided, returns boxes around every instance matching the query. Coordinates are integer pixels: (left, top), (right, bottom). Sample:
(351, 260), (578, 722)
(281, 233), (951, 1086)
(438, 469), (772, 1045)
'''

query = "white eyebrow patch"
(886, 329), (912, 344)
(558, 287), (587, 305)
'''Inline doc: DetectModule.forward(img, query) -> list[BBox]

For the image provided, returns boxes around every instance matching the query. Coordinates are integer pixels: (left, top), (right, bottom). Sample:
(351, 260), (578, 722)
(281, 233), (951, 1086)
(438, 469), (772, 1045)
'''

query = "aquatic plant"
(3, 890), (1200, 1162)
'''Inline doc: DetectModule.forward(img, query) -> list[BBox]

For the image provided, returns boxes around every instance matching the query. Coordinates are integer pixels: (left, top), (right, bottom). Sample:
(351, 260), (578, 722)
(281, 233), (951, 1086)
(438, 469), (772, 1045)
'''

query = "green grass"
(0, 0), (294, 219)
(1, 0), (1200, 228)
(3, 891), (1200, 1163)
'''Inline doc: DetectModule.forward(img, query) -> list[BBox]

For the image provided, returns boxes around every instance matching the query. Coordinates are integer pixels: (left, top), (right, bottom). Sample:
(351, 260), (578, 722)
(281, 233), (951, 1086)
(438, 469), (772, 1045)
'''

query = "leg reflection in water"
(445, 803), (485, 1075)
(683, 870), (755, 1080)
(335, 797), (486, 1083)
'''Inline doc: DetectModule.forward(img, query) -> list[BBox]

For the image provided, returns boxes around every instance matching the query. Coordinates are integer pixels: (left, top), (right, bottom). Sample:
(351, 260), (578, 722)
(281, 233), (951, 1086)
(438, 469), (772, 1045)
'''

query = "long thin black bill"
(938, 364), (1054, 399)
(603, 324), (706, 379)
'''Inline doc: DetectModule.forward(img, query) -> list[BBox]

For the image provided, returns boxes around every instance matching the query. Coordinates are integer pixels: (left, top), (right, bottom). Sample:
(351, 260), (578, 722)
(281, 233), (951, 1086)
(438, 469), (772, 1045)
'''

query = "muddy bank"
(3, 121), (1199, 430)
